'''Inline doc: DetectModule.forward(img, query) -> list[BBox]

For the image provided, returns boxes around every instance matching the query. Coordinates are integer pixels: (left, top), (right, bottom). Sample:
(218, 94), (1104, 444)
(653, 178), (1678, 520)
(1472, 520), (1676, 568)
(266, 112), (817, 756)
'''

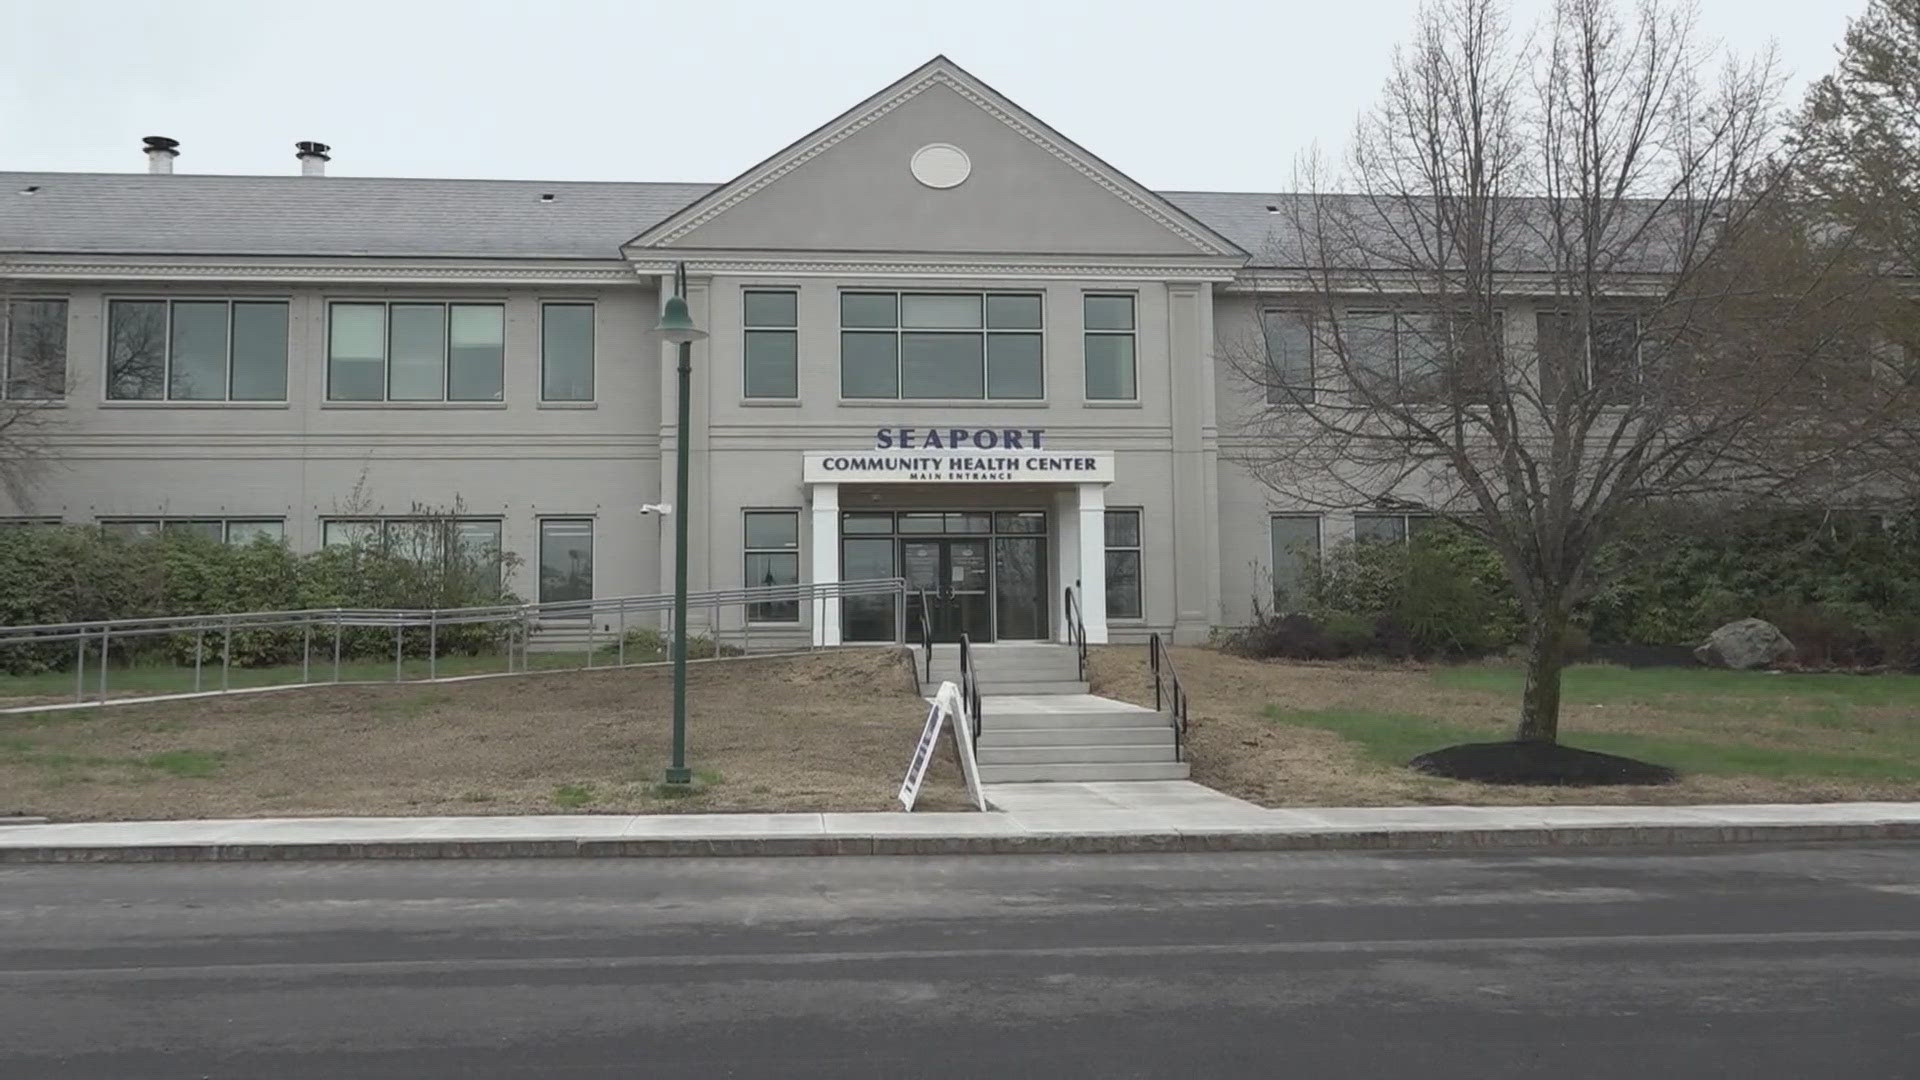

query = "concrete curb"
(5, 821), (1918, 864)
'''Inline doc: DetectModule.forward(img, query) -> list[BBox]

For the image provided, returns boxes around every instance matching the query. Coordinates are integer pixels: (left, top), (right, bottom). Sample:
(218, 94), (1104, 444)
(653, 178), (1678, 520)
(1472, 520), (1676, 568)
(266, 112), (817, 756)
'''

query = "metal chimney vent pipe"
(143, 136), (179, 175)
(295, 141), (331, 177)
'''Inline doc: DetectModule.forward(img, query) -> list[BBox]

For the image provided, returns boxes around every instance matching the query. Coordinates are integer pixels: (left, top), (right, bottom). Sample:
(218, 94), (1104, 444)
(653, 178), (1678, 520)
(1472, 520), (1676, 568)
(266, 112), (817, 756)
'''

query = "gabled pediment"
(627, 57), (1245, 261)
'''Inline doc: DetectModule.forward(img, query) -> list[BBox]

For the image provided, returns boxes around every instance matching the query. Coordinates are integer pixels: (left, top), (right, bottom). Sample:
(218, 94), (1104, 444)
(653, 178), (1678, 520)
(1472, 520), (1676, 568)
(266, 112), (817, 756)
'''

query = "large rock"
(1693, 618), (1795, 670)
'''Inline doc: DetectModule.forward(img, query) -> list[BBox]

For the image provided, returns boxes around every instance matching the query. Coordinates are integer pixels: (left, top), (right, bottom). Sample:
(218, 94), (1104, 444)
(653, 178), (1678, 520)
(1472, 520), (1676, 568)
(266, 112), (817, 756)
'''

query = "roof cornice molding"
(628, 59), (1245, 259)
(1225, 269), (1680, 296)
(625, 252), (1242, 281)
(0, 256), (639, 285)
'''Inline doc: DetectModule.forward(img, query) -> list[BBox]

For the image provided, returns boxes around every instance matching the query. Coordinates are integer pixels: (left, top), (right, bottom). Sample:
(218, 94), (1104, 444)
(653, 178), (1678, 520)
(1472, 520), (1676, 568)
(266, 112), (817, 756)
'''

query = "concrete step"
(977, 726), (1175, 748)
(981, 708), (1163, 730)
(928, 663), (1082, 678)
(970, 680), (1090, 695)
(976, 744), (1175, 765)
(976, 761), (1192, 783)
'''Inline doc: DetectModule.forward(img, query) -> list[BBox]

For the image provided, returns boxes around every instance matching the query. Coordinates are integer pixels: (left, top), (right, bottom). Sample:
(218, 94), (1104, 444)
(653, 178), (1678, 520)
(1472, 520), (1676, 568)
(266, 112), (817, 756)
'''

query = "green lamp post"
(656, 263), (707, 786)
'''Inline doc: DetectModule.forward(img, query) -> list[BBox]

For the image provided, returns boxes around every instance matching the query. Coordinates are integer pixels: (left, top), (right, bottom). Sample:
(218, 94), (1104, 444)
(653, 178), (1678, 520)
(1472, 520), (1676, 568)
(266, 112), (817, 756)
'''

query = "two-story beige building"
(2, 56), (1572, 646)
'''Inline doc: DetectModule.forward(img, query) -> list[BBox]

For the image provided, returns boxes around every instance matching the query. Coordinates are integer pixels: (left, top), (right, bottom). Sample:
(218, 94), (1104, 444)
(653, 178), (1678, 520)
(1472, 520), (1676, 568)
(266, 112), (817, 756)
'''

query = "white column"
(1075, 482), (1109, 644)
(1053, 488), (1080, 643)
(810, 483), (840, 646)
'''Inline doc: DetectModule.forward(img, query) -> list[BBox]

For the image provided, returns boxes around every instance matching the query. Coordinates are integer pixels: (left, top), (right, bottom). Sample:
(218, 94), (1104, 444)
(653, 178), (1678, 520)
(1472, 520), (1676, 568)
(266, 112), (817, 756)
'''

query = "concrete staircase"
(919, 643), (1188, 783)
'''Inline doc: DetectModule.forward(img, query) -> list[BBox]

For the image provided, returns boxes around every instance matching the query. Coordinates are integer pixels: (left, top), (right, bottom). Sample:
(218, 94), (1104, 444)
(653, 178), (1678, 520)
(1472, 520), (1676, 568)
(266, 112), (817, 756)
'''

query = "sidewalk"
(3, 782), (1918, 863)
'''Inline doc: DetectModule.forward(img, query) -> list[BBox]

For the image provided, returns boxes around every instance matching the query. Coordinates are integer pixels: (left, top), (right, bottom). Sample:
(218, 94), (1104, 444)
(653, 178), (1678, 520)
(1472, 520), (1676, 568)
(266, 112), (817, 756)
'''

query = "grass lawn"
(1089, 646), (1920, 807)
(0, 649), (973, 822)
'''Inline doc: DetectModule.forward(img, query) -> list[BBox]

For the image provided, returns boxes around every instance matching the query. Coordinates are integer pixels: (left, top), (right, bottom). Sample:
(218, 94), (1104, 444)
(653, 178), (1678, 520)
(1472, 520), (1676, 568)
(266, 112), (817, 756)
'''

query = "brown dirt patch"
(1089, 645), (1920, 807)
(1, 649), (974, 821)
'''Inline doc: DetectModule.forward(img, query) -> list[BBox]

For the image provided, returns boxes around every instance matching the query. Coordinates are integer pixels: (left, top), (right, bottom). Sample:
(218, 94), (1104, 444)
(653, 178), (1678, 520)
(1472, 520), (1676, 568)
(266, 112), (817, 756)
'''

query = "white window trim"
(743, 507), (803, 624)
(538, 300), (597, 404)
(1103, 507), (1145, 622)
(102, 296), (292, 404)
(323, 298), (508, 405)
(535, 515), (597, 608)
(2, 296), (70, 403)
(743, 287), (801, 401)
(1268, 512), (1323, 607)
(1082, 291), (1138, 403)
(1259, 308), (1315, 406)
(97, 517), (287, 544)
(837, 289), (1048, 403)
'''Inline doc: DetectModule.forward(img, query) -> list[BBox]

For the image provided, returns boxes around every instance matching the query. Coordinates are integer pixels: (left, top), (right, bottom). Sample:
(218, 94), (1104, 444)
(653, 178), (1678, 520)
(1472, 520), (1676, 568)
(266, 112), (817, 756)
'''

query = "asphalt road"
(2, 845), (1918, 1079)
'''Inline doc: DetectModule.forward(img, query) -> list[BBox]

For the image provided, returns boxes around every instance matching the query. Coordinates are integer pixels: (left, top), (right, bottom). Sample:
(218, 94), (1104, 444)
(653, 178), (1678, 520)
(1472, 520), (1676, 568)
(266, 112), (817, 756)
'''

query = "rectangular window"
(538, 518), (594, 605)
(839, 291), (1042, 400)
(744, 510), (800, 622)
(1084, 294), (1137, 400)
(327, 301), (504, 402)
(1341, 311), (1501, 402)
(1262, 310), (1313, 405)
(1352, 512), (1435, 544)
(541, 303), (595, 401)
(321, 517), (502, 587)
(100, 517), (285, 543)
(106, 299), (289, 402)
(4, 299), (67, 400)
(1269, 514), (1321, 610)
(1103, 508), (1143, 620)
(743, 290), (798, 399)
(1537, 312), (1641, 401)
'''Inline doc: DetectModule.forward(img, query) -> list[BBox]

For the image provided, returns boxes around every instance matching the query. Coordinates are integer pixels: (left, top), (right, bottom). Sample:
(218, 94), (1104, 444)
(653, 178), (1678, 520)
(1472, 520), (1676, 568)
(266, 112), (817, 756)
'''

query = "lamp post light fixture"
(655, 263), (707, 787)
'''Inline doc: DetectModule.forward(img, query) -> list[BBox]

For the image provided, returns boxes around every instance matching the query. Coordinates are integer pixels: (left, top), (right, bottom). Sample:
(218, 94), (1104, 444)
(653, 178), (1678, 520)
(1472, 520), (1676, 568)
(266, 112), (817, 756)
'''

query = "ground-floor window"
(1103, 509), (1143, 620)
(101, 518), (285, 544)
(537, 518), (593, 605)
(1353, 512), (1435, 544)
(324, 516), (503, 590)
(1269, 514), (1321, 610)
(744, 510), (800, 622)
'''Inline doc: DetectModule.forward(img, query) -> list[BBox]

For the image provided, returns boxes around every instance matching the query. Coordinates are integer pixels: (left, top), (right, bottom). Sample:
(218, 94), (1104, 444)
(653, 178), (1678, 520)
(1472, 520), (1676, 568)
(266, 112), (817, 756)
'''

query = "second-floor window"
(1536, 311), (1640, 404)
(328, 302), (504, 402)
(4, 299), (67, 401)
(1262, 310), (1314, 405)
(1084, 294), (1137, 400)
(541, 303), (594, 402)
(841, 292), (1043, 400)
(744, 290), (798, 399)
(107, 299), (289, 402)
(1338, 311), (1502, 403)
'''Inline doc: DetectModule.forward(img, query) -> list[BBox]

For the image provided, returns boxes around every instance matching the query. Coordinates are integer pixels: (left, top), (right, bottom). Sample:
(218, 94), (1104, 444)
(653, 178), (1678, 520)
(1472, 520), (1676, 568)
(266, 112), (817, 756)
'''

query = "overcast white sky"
(1, 0), (1861, 191)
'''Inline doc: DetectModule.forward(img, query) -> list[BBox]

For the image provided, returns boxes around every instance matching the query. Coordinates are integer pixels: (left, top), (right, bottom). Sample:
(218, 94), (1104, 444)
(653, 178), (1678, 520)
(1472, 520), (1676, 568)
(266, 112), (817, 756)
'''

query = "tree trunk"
(1516, 604), (1568, 744)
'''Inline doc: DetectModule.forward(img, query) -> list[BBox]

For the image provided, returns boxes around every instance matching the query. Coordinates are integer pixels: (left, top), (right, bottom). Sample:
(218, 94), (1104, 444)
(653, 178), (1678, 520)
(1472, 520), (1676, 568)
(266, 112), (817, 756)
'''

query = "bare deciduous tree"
(1222, 0), (1909, 746)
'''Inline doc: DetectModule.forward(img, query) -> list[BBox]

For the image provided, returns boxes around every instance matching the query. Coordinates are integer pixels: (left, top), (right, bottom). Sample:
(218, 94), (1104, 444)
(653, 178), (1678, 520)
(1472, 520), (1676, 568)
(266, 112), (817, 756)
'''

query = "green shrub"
(0, 524), (521, 674)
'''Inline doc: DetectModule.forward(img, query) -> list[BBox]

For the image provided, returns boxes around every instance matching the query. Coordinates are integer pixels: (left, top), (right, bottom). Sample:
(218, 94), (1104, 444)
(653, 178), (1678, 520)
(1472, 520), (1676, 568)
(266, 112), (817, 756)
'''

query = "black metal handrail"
(1148, 632), (1188, 763)
(958, 633), (983, 749)
(1063, 580), (1088, 683)
(914, 588), (934, 691)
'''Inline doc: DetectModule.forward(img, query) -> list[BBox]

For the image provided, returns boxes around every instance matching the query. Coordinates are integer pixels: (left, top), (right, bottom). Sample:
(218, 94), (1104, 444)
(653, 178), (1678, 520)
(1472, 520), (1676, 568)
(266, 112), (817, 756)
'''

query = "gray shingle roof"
(4, 173), (1620, 270)
(0, 173), (717, 259)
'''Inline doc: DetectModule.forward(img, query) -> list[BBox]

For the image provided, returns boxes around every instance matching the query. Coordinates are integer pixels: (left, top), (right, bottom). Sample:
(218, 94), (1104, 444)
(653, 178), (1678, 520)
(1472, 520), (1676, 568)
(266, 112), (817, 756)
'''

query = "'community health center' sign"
(804, 428), (1113, 484)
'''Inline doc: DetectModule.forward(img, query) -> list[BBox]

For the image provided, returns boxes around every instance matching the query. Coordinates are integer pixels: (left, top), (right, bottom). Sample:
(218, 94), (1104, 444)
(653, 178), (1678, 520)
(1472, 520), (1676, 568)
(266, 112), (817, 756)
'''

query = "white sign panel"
(897, 699), (946, 811)
(805, 450), (1115, 485)
(898, 681), (987, 812)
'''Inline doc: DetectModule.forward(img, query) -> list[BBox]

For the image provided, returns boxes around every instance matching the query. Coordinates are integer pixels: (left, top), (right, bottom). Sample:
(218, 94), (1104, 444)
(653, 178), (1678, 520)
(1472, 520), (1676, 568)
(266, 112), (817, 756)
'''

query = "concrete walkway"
(2, 783), (1917, 863)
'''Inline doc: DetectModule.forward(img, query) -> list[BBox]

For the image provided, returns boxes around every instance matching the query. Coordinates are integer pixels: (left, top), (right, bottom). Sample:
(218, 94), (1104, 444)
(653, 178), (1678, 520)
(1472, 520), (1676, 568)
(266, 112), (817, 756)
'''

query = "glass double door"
(902, 536), (1048, 643)
(904, 539), (991, 643)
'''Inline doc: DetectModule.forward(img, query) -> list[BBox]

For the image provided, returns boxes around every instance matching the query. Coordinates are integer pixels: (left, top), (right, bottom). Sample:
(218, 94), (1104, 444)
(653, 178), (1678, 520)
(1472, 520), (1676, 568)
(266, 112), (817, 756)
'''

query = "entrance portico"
(804, 448), (1114, 647)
